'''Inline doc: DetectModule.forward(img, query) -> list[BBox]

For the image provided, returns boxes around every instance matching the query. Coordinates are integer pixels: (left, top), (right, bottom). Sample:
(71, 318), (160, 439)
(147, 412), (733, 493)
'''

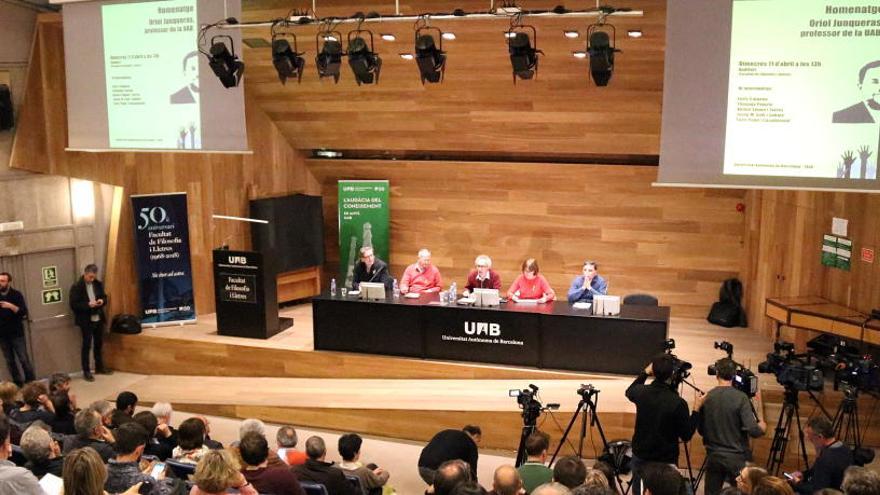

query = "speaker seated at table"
(359, 282), (386, 300)
(473, 288), (500, 307)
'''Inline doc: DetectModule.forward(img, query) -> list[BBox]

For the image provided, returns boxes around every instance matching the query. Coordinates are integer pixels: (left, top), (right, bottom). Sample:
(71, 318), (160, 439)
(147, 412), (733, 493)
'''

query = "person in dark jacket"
(69, 264), (111, 381)
(790, 416), (853, 494)
(418, 425), (481, 485)
(291, 436), (357, 495)
(351, 246), (394, 290)
(0, 272), (34, 387)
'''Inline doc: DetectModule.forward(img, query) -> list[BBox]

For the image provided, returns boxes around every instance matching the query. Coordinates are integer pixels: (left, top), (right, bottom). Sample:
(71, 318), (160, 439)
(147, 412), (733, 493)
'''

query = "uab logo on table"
(464, 321), (500, 336)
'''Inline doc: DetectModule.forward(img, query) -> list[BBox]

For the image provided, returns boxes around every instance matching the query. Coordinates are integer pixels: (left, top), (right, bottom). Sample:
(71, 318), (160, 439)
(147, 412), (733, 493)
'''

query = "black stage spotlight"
(347, 29), (382, 85)
(271, 33), (305, 84)
(414, 26), (446, 84)
(208, 35), (245, 88)
(507, 26), (541, 84)
(586, 23), (620, 86)
(315, 31), (344, 83)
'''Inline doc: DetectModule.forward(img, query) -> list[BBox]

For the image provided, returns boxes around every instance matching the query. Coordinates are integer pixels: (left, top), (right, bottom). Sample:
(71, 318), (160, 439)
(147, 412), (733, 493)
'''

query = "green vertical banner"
(338, 180), (390, 288)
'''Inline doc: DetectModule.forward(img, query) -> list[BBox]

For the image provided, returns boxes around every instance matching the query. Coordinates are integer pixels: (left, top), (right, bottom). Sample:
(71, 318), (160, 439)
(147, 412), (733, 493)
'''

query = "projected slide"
(724, 0), (880, 180)
(102, 0), (201, 149)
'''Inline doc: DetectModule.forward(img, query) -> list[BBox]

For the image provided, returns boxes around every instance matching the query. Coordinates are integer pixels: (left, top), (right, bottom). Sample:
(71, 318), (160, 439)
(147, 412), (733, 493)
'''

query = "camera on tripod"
(707, 341), (759, 397)
(664, 339), (693, 388)
(826, 353), (879, 393)
(578, 383), (600, 399)
(758, 341), (823, 392)
(509, 384), (559, 424)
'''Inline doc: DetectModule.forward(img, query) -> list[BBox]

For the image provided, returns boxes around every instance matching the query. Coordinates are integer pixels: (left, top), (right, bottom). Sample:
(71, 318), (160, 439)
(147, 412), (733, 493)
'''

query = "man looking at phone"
(70, 264), (111, 382)
(789, 416), (853, 494)
(106, 422), (175, 495)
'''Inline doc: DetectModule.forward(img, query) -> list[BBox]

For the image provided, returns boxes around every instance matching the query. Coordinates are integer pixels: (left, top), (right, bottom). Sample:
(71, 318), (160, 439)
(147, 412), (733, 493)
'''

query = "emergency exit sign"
(41, 288), (62, 305)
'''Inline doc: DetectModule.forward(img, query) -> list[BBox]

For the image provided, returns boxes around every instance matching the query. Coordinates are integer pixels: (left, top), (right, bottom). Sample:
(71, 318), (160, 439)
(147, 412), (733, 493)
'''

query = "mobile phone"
(783, 472), (794, 481)
(149, 462), (165, 480)
(138, 479), (155, 495)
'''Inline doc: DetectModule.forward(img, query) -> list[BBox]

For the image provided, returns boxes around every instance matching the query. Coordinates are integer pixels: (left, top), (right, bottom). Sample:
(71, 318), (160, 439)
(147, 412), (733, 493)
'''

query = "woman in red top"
(506, 258), (556, 303)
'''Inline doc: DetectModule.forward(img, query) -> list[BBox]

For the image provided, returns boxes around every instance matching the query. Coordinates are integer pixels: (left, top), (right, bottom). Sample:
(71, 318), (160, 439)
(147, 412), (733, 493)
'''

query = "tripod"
(766, 387), (810, 475)
(832, 385), (863, 450)
(515, 404), (542, 467)
(549, 388), (609, 464)
(676, 377), (706, 495)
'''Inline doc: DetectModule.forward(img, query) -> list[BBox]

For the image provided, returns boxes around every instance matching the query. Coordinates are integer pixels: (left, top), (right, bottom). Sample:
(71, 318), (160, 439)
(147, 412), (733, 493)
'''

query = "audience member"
(400, 248), (443, 294)
(150, 402), (175, 432)
(64, 446), (143, 495)
(20, 422), (63, 478)
(9, 381), (55, 426)
(133, 411), (173, 461)
(531, 482), (572, 495)
(736, 466), (768, 495)
(571, 485), (614, 495)
(89, 400), (114, 430)
(111, 391), (138, 428)
(172, 417), (210, 464)
(418, 425), (481, 484)
(790, 416), (853, 494)
(752, 476), (794, 495)
(641, 462), (686, 495)
(0, 413), (44, 494)
(106, 422), (178, 495)
(338, 432), (390, 494)
(48, 373), (71, 396)
(433, 459), (473, 495)
(230, 418), (284, 469)
(584, 468), (610, 489)
(455, 480), (489, 495)
(591, 461), (616, 491)
(197, 416), (223, 450)
(0, 383), (19, 416)
(277, 425), (307, 466)
(191, 449), (257, 495)
(518, 431), (553, 494)
(490, 464), (523, 495)
(292, 435), (357, 495)
(50, 391), (76, 435)
(63, 408), (115, 462)
(239, 431), (304, 495)
(719, 488), (747, 495)
(553, 456), (587, 489)
(841, 466), (880, 495)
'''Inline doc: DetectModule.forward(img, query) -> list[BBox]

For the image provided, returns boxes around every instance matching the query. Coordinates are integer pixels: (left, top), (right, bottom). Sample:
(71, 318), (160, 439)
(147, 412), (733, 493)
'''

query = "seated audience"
(641, 463), (686, 495)
(400, 248), (443, 294)
(490, 464), (524, 495)
(64, 447), (143, 495)
(532, 482), (572, 495)
(432, 459), (473, 495)
(0, 382), (19, 416)
(584, 468), (610, 489)
(150, 402), (175, 435)
(20, 422), (63, 478)
(418, 425), (481, 484)
(63, 408), (115, 462)
(111, 391), (138, 428)
(590, 462), (616, 491)
(89, 400), (115, 430)
(736, 465), (768, 495)
(841, 466), (880, 495)
(51, 391), (76, 435)
(190, 449), (257, 495)
(9, 381), (55, 427)
(790, 416), (853, 494)
(464, 255), (502, 294)
(338, 432), (390, 494)
(133, 411), (173, 461)
(752, 477), (794, 495)
(197, 416), (223, 450)
(291, 435), (357, 495)
(106, 422), (176, 495)
(553, 456), (587, 489)
(48, 372), (71, 397)
(507, 259), (556, 303)
(239, 431), (304, 495)
(171, 417), (210, 464)
(277, 425), (307, 466)
(352, 246), (394, 290)
(455, 480), (489, 495)
(0, 414), (44, 494)
(566, 261), (607, 304)
(571, 485), (614, 495)
(230, 418), (284, 468)
(518, 431), (553, 493)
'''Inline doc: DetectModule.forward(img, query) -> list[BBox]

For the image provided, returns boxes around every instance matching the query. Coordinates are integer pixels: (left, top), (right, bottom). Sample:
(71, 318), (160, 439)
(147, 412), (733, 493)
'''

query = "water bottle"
(392, 279), (400, 298)
(330, 278), (337, 297)
(450, 282), (457, 302)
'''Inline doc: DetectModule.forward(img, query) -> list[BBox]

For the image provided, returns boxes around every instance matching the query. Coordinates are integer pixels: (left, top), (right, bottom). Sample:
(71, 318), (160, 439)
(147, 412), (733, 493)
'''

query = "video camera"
(706, 341), (759, 398)
(664, 339), (694, 388)
(510, 384), (559, 425)
(758, 341), (823, 392)
(831, 354), (880, 392)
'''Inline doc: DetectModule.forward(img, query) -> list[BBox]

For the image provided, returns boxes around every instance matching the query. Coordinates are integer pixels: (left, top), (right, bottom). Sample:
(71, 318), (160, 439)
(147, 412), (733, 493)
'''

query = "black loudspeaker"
(249, 194), (324, 272)
(0, 85), (13, 131)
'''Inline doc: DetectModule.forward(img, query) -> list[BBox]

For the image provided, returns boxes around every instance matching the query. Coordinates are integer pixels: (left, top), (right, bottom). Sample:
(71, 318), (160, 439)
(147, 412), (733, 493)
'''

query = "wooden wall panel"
(309, 159), (746, 317)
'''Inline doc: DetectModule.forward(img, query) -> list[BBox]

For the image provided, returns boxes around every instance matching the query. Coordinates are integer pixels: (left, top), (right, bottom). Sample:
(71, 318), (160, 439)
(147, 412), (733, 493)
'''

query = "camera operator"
(694, 358), (767, 495)
(788, 416), (852, 494)
(625, 354), (697, 495)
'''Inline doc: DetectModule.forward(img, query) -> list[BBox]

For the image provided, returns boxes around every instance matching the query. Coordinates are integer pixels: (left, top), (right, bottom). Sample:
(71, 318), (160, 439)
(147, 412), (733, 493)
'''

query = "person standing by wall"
(69, 264), (111, 382)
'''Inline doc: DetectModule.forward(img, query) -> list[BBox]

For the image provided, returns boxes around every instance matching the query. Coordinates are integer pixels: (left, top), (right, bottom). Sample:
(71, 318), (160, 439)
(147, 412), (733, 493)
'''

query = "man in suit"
(352, 246), (393, 290)
(832, 60), (880, 123)
(69, 264), (110, 381)
(170, 51), (200, 104)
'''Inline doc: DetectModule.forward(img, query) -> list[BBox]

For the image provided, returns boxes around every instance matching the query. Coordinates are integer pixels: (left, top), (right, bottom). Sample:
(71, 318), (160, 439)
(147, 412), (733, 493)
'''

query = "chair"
(165, 459), (196, 479)
(345, 474), (365, 495)
(300, 482), (330, 495)
(623, 293), (658, 306)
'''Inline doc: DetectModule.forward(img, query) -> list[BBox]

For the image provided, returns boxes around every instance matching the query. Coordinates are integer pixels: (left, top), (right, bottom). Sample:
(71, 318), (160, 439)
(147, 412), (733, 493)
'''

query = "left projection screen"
(62, 0), (248, 152)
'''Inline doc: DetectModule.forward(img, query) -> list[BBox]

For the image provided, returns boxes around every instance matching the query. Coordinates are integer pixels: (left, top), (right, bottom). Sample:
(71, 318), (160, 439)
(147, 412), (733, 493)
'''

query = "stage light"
(564, 30), (580, 38)
(400, 53), (414, 60)
(316, 30), (344, 83)
(414, 26), (446, 84)
(271, 33), (305, 84)
(441, 32), (456, 41)
(381, 34), (397, 41)
(572, 51), (587, 59)
(627, 29), (643, 38)
(347, 30), (382, 85)
(586, 23), (620, 86)
(208, 35), (244, 88)
(507, 26), (542, 84)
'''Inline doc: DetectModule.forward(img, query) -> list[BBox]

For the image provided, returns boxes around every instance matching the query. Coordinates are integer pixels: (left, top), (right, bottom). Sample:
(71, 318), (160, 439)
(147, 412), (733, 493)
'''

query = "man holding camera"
(694, 358), (767, 495)
(626, 354), (697, 495)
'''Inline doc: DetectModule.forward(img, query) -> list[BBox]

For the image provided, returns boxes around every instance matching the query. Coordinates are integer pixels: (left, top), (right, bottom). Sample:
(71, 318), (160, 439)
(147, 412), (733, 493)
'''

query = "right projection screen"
(659, 0), (880, 191)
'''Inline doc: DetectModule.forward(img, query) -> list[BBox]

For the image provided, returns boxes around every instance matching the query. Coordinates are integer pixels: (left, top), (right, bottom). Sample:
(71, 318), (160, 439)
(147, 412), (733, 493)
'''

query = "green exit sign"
(42, 288), (62, 305)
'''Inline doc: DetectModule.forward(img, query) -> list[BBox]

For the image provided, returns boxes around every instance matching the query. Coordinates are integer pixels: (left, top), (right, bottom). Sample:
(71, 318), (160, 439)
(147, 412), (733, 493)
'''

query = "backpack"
(707, 278), (747, 328)
(110, 314), (142, 334)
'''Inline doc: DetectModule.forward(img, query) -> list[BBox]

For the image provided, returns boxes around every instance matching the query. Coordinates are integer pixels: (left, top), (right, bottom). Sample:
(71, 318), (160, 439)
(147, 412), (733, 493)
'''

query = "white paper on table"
(39, 473), (63, 495)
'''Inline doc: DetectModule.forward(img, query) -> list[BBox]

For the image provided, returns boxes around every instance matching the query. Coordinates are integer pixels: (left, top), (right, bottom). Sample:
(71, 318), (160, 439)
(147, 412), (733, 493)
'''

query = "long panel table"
(313, 293), (670, 375)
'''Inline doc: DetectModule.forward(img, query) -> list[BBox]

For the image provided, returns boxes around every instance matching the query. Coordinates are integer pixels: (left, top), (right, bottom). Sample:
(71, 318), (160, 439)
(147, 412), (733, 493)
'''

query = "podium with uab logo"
(212, 249), (291, 339)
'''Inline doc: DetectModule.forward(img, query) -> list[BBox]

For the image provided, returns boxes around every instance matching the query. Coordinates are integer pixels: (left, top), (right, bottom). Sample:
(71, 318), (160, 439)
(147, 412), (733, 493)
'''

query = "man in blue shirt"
(567, 261), (608, 304)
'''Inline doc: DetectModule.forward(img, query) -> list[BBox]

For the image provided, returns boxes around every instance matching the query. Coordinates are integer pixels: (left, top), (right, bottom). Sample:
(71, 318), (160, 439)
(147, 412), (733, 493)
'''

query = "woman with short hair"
(191, 449), (257, 495)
